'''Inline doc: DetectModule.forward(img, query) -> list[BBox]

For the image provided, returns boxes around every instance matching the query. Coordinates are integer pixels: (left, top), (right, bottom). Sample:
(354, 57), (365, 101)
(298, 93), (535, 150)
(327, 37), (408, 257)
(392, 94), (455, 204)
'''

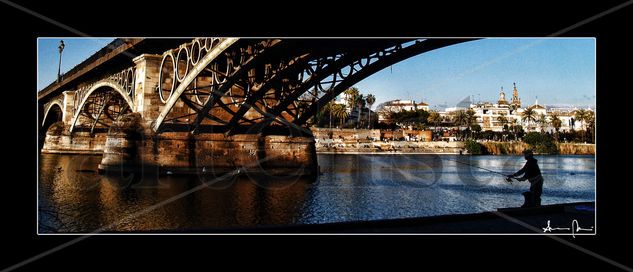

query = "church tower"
(498, 86), (508, 106)
(511, 82), (521, 109)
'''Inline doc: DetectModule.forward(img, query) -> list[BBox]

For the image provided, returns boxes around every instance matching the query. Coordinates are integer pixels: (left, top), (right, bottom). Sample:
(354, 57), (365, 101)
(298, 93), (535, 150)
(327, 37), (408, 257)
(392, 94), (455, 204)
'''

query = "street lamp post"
(57, 40), (65, 83)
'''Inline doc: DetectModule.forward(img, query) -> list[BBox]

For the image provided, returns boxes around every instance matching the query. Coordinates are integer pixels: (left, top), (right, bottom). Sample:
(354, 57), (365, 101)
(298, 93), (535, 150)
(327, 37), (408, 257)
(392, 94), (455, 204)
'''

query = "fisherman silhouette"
(507, 149), (543, 208)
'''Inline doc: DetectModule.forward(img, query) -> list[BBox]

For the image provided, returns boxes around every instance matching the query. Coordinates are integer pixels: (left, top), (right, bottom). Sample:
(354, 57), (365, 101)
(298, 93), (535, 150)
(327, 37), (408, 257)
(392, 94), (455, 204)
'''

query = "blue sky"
(355, 38), (596, 109)
(38, 38), (114, 91)
(38, 38), (595, 109)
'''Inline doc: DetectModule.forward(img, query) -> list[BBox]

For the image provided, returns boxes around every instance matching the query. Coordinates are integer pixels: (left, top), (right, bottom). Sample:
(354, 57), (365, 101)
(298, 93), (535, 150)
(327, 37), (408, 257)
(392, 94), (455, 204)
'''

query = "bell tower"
(498, 86), (508, 105)
(511, 82), (521, 109)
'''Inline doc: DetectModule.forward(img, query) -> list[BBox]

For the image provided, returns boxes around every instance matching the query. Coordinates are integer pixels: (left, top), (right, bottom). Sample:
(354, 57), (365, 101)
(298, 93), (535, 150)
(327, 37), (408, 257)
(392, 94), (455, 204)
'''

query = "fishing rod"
(443, 157), (522, 183)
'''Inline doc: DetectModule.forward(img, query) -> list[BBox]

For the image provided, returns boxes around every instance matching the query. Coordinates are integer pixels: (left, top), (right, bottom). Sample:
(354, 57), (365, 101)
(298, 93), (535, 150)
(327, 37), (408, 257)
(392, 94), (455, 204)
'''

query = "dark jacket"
(512, 157), (542, 179)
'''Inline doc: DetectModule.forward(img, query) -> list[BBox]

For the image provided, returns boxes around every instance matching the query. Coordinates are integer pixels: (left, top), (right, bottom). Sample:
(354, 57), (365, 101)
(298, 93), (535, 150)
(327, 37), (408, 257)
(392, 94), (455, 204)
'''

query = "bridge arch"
(39, 101), (63, 149)
(42, 100), (63, 128)
(69, 81), (134, 133)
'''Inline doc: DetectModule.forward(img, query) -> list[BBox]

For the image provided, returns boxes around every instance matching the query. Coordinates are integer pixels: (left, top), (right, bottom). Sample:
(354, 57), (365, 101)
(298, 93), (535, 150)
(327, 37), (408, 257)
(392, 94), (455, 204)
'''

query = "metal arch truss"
(291, 39), (476, 126)
(151, 38), (476, 135)
(153, 37), (241, 132)
(68, 66), (136, 134)
(72, 67), (136, 117)
(71, 88), (132, 134)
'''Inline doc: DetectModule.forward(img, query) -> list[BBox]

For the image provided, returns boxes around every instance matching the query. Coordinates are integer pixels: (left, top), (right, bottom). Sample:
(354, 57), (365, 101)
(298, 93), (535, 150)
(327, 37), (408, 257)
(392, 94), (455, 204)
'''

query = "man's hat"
(523, 149), (534, 156)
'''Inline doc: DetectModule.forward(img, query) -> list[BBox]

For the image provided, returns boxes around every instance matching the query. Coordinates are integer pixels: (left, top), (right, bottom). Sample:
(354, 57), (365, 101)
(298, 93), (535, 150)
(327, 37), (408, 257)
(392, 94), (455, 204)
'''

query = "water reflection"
(39, 154), (313, 232)
(39, 153), (595, 232)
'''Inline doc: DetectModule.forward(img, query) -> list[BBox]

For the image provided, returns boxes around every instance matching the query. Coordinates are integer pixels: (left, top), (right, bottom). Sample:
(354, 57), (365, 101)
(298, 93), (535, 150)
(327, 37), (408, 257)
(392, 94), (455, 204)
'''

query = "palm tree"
(584, 110), (595, 143)
(325, 101), (336, 128)
(466, 109), (476, 139)
(355, 94), (365, 127)
(452, 110), (469, 140)
(575, 109), (588, 130)
(521, 108), (537, 131)
(537, 114), (548, 133)
(497, 112), (509, 131)
(365, 94), (376, 129)
(575, 109), (588, 142)
(344, 87), (359, 111)
(331, 104), (349, 128)
(511, 118), (519, 140)
(549, 113), (562, 141)
(428, 111), (441, 132)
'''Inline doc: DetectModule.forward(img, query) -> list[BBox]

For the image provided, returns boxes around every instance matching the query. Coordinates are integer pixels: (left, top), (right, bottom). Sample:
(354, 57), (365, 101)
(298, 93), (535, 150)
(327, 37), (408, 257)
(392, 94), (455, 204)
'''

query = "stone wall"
(479, 141), (595, 155)
(312, 128), (433, 142)
(316, 140), (465, 153)
(312, 127), (380, 141)
(480, 142), (529, 155)
(557, 143), (595, 155)
(97, 113), (317, 176)
(41, 122), (106, 154)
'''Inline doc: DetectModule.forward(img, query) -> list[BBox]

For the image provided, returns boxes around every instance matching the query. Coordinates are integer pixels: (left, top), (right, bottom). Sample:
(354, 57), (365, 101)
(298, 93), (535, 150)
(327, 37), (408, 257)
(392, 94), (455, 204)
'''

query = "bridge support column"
(41, 121), (108, 154)
(98, 113), (318, 177)
(62, 90), (76, 124)
(132, 54), (163, 125)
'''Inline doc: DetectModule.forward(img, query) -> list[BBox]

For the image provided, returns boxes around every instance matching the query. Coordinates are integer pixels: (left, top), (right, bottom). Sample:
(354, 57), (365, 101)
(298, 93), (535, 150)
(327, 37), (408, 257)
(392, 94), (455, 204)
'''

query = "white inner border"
(36, 37), (597, 236)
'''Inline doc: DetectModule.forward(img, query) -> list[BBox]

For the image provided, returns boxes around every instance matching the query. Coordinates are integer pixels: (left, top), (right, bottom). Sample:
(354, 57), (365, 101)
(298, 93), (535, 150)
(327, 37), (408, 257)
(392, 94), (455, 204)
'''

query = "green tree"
(510, 118), (519, 139)
(365, 94), (376, 129)
(344, 87), (359, 112)
(574, 109), (588, 142)
(497, 112), (509, 131)
(452, 110), (469, 139)
(537, 114), (548, 133)
(466, 109), (476, 126)
(584, 110), (595, 143)
(355, 94), (365, 127)
(427, 111), (441, 132)
(465, 139), (484, 155)
(523, 132), (558, 154)
(453, 110), (468, 127)
(521, 108), (537, 131)
(466, 109), (476, 139)
(331, 104), (349, 128)
(391, 109), (429, 129)
(471, 124), (482, 139)
(549, 113), (562, 141)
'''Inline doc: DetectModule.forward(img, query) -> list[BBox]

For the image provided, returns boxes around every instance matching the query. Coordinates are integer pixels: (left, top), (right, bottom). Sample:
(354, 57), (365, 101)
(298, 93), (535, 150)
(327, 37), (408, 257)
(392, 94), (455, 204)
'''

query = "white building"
(546, 107), (593, 133)
(438, 83), (594, 132)
(464, 86), (522, 131)
(376, 99), (430, 122)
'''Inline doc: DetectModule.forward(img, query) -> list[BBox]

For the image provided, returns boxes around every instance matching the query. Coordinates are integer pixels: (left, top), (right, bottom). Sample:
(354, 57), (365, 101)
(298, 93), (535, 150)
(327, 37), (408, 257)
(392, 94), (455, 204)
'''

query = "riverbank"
(312, 128), (594, 155)
(479, 141), (595, 155)
(316, 140), (464, 154)
(316, 140), (595, 155)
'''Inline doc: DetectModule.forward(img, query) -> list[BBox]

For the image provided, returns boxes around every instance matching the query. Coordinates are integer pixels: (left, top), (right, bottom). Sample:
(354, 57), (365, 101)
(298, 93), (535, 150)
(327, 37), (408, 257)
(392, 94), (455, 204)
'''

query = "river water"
(38, 153), (595, 233)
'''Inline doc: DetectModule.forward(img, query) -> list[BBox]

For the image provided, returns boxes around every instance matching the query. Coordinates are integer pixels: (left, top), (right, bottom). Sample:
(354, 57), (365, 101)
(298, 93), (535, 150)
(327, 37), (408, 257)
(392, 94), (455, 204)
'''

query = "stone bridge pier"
(98, 112), (317, 176)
